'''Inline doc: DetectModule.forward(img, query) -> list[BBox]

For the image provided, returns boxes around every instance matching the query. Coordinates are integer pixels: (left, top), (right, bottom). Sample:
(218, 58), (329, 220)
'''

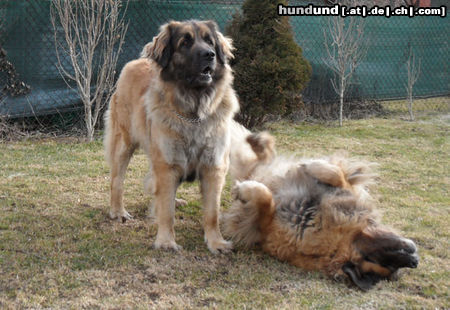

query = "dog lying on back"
(225, 126), (419, 290)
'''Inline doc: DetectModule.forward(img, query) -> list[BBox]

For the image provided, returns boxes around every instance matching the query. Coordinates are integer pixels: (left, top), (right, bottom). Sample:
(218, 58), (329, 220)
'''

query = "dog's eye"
(182, 34), (192, 47)
(204, 35), (213, 45)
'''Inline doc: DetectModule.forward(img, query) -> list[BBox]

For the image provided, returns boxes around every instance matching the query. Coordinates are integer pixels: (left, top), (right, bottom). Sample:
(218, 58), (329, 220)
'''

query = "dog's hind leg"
(228, 121), (256, 181)
(224, 180), (275, 247)
(229, 128), (276, 182)
(246, 132), (276, 163)
(106, 134), (136, 222)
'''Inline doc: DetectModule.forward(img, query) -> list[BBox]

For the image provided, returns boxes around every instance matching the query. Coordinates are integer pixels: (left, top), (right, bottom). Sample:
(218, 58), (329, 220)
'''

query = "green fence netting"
(0, 0), (448, 119)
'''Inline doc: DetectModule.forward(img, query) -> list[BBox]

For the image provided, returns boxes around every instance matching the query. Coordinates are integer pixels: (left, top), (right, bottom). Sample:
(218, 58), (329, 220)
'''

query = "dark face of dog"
(142, 20), (234, 89)
(343, 228), (419, 290)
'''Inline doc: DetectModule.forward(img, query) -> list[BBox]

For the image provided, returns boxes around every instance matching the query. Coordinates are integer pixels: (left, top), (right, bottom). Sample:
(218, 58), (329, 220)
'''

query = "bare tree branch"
(323, 0), (368, 126)
(405, 46), (421, 121)
(51, 0), (128, 141)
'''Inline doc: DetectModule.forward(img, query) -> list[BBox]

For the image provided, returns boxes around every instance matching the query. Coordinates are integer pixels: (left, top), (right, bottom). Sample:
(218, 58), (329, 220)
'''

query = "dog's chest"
(155, 120), (229, 171)
(276, 194), (319, 240)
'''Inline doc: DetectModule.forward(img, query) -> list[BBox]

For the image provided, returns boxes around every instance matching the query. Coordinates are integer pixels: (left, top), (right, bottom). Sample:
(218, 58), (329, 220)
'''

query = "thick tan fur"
(104, 20), (239, 253)
(225, 125), (418, 289)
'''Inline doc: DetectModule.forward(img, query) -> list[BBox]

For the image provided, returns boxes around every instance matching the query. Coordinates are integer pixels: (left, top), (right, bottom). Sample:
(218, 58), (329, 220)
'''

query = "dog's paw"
(153, 240), (182, 252)
(175, 198), (188, 207)
(206, 238), (233, 254)
(233, 180), (269, 203)
(205, 229), (233, 254)
(110, 209), (133, 223)
(154, 234), (182, 252)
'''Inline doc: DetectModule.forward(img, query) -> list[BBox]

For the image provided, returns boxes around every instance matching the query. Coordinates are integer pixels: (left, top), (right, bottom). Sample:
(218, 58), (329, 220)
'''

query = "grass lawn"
(0, 114), (448, 309)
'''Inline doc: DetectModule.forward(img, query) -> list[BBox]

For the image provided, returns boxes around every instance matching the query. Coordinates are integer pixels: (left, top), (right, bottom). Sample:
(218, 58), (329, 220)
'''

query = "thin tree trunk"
(323, 2), (367, 127)
(86, 106), (94, 142)
(339, 77), (344, 127)
(405, 47), (420, 122)
(408, 96), (414, 121)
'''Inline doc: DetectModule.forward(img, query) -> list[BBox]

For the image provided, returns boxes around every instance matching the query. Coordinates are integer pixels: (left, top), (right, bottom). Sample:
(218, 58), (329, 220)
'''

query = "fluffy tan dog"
(104, 20), (238, 253)
(225, 127), (419, 290)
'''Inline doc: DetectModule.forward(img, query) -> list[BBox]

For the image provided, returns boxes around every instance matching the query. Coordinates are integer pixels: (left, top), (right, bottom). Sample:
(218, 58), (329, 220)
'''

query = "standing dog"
(104, 20), (238, 253)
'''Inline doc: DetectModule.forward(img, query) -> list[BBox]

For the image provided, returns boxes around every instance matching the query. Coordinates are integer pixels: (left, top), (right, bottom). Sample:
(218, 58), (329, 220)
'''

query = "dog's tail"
(103, 94), (116, 166)
(223, 181), (275, 247)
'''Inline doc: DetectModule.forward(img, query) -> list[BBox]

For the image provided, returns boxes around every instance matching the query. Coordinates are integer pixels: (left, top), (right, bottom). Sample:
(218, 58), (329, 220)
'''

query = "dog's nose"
(403, 238), (417, 254)
(408, 254), (419, 268)
(202, 49), (215, 60)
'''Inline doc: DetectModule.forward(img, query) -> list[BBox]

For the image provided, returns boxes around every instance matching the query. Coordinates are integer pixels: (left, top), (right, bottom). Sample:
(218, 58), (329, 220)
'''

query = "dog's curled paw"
(110, 209), (133, 223)
(233, 180), (269, 203)
(206, 238), (233, 254)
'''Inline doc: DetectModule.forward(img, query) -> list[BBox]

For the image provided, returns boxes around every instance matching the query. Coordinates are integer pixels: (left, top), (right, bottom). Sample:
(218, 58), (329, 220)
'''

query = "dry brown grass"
(0, 114), (448, 309)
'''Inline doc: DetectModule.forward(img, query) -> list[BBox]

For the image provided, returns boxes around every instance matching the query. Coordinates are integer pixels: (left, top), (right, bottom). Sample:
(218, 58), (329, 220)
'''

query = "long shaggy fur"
(104, 20), (238, 253)
(225, 125), (418, 290)
(224, 154), (377, 247)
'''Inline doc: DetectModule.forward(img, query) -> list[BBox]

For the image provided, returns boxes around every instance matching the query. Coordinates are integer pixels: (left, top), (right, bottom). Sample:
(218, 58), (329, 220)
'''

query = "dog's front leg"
(200, 164), (232, 254)
(152, 161), (183, 251)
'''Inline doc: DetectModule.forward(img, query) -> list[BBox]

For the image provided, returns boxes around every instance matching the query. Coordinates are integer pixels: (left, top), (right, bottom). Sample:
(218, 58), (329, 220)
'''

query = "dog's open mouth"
(198, 66), (212, 82)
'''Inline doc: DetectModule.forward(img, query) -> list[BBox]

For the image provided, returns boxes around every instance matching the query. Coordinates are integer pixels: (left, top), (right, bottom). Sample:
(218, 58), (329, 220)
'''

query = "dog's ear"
(140, 42), (153, 59)
(342, 262), (381, 291)
(205, 20), (234, 64)
(142, 21), (179, 68)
